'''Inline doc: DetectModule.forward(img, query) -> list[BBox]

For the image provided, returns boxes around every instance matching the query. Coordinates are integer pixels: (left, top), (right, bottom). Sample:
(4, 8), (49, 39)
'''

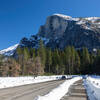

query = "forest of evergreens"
(0, 39), (100, 77)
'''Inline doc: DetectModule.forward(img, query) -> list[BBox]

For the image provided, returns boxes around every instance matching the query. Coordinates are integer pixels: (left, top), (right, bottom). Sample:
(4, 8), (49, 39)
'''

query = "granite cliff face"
(2, 14), (100, 56)
(37, 14), (100, 51)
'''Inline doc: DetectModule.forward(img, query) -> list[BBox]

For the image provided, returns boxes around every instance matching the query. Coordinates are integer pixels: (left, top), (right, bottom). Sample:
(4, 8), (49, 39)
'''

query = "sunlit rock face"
(37, 14), (100, 51)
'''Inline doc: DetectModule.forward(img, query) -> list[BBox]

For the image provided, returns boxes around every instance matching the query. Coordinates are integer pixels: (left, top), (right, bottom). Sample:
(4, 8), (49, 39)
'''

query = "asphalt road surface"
(0, 80), (65, 100)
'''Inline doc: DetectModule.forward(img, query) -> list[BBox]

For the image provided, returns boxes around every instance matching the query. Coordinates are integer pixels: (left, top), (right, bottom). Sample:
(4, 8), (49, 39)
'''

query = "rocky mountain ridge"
(23, 14), (100, 51)
(1, 14), (100, 56)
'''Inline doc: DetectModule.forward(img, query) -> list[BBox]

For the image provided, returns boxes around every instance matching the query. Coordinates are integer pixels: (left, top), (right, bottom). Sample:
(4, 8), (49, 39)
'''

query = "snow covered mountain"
(0, 44), (19, 56)
(2, 13), (100, 56)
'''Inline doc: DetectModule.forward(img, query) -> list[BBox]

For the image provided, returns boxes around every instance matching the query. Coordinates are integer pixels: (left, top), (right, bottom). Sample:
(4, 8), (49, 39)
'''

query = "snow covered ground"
(0, 75), (70, 89)
(84, 76), (100, 100)
(35, 76), (82, 100)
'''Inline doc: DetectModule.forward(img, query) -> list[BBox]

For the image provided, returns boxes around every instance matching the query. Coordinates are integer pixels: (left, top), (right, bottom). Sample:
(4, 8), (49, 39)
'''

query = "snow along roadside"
(84, 77), (100, 100)
(35, 76), (82, 100)
(0, 75), (67, 89)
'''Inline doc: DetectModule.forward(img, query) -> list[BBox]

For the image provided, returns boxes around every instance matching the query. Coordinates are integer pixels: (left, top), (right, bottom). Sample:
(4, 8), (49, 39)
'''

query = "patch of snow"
(76, 20), (86, 25)
(0, 44), (19, 56)
(93, 48), (97, 52)
(53, 14), (80, 22)
(84, 26), (91, 30)
(39, 37), (50, 45)
(53, 13), (72, 20)
(0, 75), (69, 89)
(97, 26), (100, 28)
(84, 76), (100, 100)
(72, 18), (80, 21)
(53, 14), (100, 23)
(85, 17), (100, 22)
(52, 14), (100, 31)
(77, 20), (92, 30)
(44, 39), (50, 45)
(95, 22), (100, 24)
(35, 76), (82, 100)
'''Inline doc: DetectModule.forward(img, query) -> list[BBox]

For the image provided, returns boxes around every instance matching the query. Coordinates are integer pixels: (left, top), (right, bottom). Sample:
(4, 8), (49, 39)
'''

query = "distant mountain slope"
(0, 44), (19, 56)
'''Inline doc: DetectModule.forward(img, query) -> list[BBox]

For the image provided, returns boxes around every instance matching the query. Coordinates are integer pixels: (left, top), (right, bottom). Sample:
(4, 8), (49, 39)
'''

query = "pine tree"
(89, 53), (95, 74)
(55, 64), (59, 75)
(54, 49), (61, 74)
(17, 47), (23, 55)
(23, 47), (30, 60)
(75, 51), (80, 74)
(38, 39), (46, 68)
(81, 47), (90, 74)
(51, 49), (60, 74)
(93, 50), (100, 75)
(65, 46), (72, 74)
(70, 46), (76, 74)
(45, 48), (52, 73)
(59, 51), (66, 74)
(30, 48), (36, 59)
(23, 47), (31, 75)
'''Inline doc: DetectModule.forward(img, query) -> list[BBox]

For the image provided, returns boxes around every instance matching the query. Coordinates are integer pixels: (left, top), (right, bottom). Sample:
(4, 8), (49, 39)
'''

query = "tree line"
(0, 40), (100, 76)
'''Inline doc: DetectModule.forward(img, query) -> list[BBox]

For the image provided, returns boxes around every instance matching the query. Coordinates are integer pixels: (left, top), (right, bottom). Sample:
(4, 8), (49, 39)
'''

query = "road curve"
(0, 80), (65, 100)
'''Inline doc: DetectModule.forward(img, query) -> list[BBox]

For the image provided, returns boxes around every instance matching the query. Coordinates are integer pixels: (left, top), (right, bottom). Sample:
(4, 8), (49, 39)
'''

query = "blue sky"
(0, 0), (100, 50)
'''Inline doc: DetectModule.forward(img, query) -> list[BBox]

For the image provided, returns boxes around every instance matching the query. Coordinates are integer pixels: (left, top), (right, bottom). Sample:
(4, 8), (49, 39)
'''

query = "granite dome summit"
(37, 14), (100, 51)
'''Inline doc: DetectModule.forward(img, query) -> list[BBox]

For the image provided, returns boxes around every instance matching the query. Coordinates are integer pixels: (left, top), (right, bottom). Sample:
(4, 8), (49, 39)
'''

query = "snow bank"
(84, 76), (100, 100)
(0, 75), (67, 89)
(35, 76), (81, 100)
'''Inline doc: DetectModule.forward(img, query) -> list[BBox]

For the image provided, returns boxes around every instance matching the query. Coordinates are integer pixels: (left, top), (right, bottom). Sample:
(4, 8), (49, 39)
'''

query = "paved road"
(61, 80), (88, 100)
(0, 80), (65, 100)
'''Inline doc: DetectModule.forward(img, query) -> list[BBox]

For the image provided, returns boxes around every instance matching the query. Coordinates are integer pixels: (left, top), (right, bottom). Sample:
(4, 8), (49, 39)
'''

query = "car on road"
(61, 76), (66, 80)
